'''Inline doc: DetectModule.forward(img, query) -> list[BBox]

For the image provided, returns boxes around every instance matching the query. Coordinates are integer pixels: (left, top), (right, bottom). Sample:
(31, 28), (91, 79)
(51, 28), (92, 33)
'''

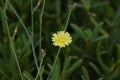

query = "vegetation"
(0, 0), (120, 80)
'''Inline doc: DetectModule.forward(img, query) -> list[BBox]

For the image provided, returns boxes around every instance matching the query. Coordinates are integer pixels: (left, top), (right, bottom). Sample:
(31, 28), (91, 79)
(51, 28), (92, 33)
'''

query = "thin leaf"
(97, 77), (104, 80)
(92, 35), (108, 42)
(92, 1), (109, 8)
(92, 22), (103, 39)
(23, 71), (34, 80)
(96, 41), (109, 73)
(89, 62), (100, 75)
(81, 66), (90, 80)
(63, 59), (83, 74)
(81, 75), (86, 80)
(50, 59), (60, 80)
(71, 23), (86, 40)
(63, 56), (73, 71)
(50, 65), (60, 80)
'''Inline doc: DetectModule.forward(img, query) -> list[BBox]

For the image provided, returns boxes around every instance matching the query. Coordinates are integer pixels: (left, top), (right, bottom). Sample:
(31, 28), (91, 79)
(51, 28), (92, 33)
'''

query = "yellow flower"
(52, 31), (72, 47)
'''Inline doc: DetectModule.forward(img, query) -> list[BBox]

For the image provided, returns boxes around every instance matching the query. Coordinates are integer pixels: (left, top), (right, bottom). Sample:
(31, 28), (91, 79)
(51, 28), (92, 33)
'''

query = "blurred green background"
(0, 0), (120, 80)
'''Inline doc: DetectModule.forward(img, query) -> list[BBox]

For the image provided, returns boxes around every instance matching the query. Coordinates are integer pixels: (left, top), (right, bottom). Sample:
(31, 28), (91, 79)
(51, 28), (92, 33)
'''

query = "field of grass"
(0, 0), (120, 80)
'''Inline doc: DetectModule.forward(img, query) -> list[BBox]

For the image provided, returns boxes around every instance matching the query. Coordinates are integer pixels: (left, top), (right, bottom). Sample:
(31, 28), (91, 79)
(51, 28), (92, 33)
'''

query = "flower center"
(58, 37), (66, 44)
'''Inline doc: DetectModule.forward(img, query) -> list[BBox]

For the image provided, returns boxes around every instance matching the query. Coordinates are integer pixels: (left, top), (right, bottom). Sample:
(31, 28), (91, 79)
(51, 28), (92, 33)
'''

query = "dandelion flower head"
(52, 31), (72, 47)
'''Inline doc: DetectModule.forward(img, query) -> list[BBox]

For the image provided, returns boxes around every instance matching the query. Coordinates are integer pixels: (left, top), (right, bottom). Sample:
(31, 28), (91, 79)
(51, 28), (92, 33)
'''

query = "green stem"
(38, 0), (46, 79)
(33, 3), (40, 13)
(7, 0), (39, 71)
(64, 8), (72, 31)
(31, 0), (34, 39)
(35, 50), (46, 80)
(64, 3), (77, 31)
(35, 59), (43, 80)
(35, 54), (44, 80)
(47, 48), (61, 80)
(39, 0), (46, 53)
(2, 8), (23, 80)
